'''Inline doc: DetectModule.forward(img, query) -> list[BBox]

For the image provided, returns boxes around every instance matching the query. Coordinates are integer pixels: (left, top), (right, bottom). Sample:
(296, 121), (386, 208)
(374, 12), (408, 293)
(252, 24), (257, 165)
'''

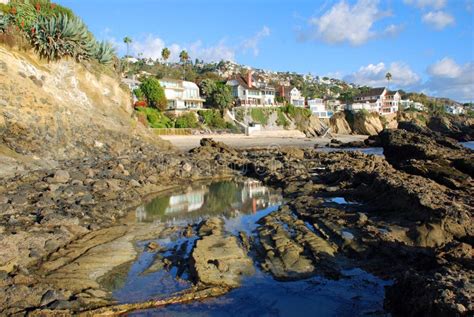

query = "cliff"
(0, 46), (171, 177)
(329, 111), (395, 136)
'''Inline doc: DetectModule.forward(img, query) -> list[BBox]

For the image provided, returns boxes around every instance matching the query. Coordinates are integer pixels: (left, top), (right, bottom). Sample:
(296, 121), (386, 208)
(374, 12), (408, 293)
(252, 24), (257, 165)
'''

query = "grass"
(250, 108), (269, 126)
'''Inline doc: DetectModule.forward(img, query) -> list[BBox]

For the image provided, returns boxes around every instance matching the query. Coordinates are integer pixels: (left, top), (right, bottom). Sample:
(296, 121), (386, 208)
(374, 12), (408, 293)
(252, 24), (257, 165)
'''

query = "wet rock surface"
(0, 128), (472, 316)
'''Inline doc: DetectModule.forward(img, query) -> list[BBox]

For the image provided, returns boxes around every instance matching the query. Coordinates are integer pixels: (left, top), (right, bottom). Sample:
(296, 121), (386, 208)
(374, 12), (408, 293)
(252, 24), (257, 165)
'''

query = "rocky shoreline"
(0, 125), (472, 316)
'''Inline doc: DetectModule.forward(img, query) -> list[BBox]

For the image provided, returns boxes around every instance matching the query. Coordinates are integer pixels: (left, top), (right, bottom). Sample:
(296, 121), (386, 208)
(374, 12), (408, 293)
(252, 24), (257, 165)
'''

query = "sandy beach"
(160, 133), (368, 151)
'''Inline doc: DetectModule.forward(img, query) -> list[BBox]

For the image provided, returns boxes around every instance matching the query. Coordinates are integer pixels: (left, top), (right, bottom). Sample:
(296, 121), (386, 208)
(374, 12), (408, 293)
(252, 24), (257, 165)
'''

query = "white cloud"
(425, 58), (474, 101)
(383, 24), (405, 36)
(427, 57), (462, 78)
(304, 0), (394, 45)
(344, 62), (421, 87)
(344, 58), (474, 102)
(125, 35), (234, 63)
(403, 0), (446, 9)
(241, 26), (271, 56)
(422, 11), (455, 29)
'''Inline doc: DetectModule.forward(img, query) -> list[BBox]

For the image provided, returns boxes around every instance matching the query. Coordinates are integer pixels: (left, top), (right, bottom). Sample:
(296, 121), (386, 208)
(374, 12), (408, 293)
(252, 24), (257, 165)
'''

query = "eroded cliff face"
(0, 46), (171, 177)
(329, 111), (394, 136)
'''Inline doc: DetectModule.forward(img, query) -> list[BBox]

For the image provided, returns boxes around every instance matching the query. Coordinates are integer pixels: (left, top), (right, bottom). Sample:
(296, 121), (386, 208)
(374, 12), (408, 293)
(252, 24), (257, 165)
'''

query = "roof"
(386, 90), (400, 96)
(227, 75), (251, 89)
(356, 87), (386, 98)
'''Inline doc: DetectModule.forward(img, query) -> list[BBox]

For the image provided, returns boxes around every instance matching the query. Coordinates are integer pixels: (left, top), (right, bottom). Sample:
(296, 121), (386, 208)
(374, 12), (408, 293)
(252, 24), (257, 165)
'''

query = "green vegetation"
(200, 79), (234, 113)
(250, 108), (269, 126)
(123, 36), (132, 57)
(198, 109), (227, 128)
(139, 77), (167, 110)
(0, 0), (115, 64)
(276, 107), (290, 128)
(175, 112), (199, 128)
(135, 107), (173, 128)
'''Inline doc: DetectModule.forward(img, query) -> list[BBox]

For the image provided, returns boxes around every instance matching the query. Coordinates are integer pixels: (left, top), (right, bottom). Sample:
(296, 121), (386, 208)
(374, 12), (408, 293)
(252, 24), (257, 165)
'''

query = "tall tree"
(161, 47), (170, 64)
(123, 36), (132, 57)
(139, 77), (167, 111)
(385, 72), (392, 90)
(179, 50), (189, 80)
(179, 50), (189, 64)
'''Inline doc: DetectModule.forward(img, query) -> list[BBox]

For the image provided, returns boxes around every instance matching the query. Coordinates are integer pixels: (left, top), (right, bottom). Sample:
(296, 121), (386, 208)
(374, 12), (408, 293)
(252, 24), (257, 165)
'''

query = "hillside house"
(226, 71), (276, 106)
(400, 99), (425, 111)
(349, 87), (400, 115)
(278, 86), (305, 107)
(158, 78), (205, 112)
(445, 104), (465, 115)
(308, 99), (333, 118)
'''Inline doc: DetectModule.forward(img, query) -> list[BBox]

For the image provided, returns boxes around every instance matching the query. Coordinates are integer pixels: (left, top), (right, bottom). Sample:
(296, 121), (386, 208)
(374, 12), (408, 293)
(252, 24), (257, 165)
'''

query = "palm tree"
(161, 47), (170, 64)
(179, 50), (189, 64)
(179, 50), (189, 80)
(385, 72), (392, 90)
(123, 36), (132, 57)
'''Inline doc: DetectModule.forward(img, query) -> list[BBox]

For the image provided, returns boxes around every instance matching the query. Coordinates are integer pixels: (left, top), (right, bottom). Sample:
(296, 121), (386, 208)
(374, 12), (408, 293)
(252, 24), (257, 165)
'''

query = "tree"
(139, 77), (167, 111)
(179, 50), (189, 63)
(200, 79), (233, 114)
(385, 72), (392, 90)
(161, 47), (170, 64)
(179, 50), (189, 80)
(123, 36), (132, 57)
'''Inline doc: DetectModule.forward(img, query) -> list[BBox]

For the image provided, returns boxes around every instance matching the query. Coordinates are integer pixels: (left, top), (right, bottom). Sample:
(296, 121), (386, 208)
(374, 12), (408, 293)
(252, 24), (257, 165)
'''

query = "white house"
(400, 99), (425, 111)
(350, 87), (400, 115)
(158, 78), (205, 111)
(122, 77), (141, 102)
(308, 99), (333, 118)
(445, 104), (465, 115)
(278, 86), (305, 107)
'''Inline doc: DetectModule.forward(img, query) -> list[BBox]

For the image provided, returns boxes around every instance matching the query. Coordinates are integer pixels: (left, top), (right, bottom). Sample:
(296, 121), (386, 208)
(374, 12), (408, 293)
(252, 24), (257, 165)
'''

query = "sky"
(57, 0), (474, 102)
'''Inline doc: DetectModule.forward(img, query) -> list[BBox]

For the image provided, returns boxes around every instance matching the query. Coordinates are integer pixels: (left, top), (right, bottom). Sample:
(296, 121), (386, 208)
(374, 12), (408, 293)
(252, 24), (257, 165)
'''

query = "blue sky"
(57, 0), (473, 101)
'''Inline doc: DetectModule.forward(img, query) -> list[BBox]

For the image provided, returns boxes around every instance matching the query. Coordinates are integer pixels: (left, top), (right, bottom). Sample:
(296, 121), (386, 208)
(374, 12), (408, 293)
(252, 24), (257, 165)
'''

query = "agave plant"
(30, 13), (95, 61)
(0, 14), (9, 32)
(93, 40), (115, 65)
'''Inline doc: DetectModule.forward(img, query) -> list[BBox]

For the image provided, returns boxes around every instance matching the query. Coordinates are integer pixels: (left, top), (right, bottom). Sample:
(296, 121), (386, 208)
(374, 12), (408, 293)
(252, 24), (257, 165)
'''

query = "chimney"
(279, 85), (285, 97)
(247, 70), (253, 88)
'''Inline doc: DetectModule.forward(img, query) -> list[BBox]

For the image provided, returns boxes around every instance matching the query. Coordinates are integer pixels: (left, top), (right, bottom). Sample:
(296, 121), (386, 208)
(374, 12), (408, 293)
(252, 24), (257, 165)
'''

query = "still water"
(461, 141), (474, 150)
(107, 179), (391, 317)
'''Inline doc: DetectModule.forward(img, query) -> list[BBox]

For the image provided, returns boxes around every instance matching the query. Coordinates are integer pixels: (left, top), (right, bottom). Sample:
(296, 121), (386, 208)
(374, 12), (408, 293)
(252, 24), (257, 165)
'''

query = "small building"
(278, 86), (305, 107)
(158, 78), (205, 111)
(308, 99), (333, 118)
(400, 99), (425, 111)
(445, 104), (465, 115)
(122, 77), (141, 102)
(382, 90), (401, 114)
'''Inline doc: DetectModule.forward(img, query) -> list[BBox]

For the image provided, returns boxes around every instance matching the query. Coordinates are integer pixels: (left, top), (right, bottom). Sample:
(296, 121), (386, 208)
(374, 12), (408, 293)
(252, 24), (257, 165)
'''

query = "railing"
(152, 128), (194, 135)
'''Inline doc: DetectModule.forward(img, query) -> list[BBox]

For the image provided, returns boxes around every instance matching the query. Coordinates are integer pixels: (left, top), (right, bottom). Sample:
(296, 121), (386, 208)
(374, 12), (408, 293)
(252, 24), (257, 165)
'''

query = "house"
(350, 87), (399, 115)
(278, 86), (305, 107)
(226, 71), (276, 106)
(326, 99), (345, 112)
(400, 99), (425, 111)
(445, 104), (465, 115)
(122, 77), (141, 102)
(308, 99), (333, 118)
(158, 78), (205, 111)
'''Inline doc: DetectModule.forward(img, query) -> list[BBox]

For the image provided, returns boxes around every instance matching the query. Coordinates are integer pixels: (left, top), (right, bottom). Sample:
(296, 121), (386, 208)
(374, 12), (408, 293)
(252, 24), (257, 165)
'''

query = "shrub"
(276, 108), (290, 128)
(93, 40), (115, 65)
(134, 100), (147, 108)
(30, 14), (95, 61)
(175, 112), (199, 128)
(133, 88), (144, 100)
(139, 77), (167, 111)
(250, 108), (268, 126)
(198, 109), (227, 129)
(136, 107), (173, 128)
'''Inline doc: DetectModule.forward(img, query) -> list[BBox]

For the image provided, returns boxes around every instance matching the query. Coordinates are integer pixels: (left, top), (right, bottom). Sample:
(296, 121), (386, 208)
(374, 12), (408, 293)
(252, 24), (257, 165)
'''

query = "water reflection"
(135, 179), (283, 225)
(461, 141), (474, 150)
(316, 147), (384, 157)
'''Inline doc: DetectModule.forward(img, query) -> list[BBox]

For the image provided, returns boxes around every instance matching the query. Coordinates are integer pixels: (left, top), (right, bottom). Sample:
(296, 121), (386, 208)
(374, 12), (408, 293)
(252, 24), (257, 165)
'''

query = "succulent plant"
(93, 40), (115, 65)
(31, 13), (95, 61)
(0, 14), (9, 32)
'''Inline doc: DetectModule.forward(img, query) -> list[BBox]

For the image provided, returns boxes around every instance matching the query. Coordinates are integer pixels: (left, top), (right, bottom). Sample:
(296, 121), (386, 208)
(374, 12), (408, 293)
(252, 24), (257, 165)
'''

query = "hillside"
(0, 45), (172, 177)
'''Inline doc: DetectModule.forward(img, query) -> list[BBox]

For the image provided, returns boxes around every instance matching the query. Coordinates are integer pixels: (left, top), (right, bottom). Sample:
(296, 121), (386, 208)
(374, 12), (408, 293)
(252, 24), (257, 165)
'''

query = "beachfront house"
(278, 86), (305, 107)
(400, 99), (425, 111)
(445, 104), (465, 115)
(122, 77), (141, 102)
(349, 87), (400, 115)
(308, 99), (333, 118)
(158, 78), (205, 112)
(226, 71), (276, 106)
